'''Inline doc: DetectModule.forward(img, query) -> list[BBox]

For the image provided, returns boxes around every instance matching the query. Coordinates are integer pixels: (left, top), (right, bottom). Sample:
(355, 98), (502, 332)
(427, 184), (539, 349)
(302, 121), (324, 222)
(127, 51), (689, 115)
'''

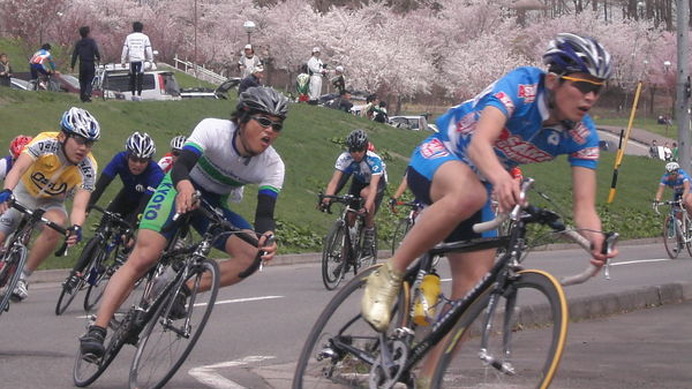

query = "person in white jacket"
(121, 21), (153, 101)
(307, 47), (326, 102)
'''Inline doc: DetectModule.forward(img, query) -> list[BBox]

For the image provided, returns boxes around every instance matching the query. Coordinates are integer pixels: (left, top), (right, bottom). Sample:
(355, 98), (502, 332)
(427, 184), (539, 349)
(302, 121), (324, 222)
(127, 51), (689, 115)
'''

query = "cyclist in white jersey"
(80, 86), (289, 360)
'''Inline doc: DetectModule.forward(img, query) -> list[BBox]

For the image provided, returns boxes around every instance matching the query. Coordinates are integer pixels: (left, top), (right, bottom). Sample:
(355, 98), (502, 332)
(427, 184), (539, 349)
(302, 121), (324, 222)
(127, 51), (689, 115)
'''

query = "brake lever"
(258, 234), (276, 272)
(602, 232), (619, 280)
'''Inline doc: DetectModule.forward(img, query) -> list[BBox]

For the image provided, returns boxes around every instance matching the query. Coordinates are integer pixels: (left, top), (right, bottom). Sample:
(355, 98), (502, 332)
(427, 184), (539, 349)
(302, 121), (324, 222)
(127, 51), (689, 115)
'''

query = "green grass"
(0, 81), (667, 271)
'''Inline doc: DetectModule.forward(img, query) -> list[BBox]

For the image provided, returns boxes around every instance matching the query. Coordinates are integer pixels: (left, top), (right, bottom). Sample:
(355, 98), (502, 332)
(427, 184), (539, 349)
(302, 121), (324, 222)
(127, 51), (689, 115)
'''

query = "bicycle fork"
(478, 289), (517, 376)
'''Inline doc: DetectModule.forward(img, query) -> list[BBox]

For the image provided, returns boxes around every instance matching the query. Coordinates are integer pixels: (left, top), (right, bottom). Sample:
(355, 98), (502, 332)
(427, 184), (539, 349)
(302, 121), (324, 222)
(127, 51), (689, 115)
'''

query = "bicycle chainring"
(368, 339), (409, 389)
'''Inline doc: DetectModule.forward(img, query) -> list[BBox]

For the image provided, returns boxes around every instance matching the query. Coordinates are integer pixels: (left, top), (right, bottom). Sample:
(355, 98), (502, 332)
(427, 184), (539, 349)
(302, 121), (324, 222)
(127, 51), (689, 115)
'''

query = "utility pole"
(676, 0), (691, 170)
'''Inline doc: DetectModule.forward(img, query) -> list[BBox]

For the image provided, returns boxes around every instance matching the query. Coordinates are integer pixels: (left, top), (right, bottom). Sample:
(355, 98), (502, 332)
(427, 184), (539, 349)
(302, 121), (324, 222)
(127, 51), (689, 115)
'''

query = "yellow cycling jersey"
(19, 132), (98, 199)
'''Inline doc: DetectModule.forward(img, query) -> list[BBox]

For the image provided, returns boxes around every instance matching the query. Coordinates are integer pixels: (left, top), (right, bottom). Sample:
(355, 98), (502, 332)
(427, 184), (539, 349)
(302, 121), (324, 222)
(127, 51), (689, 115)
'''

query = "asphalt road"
(1, 241), (691, 388)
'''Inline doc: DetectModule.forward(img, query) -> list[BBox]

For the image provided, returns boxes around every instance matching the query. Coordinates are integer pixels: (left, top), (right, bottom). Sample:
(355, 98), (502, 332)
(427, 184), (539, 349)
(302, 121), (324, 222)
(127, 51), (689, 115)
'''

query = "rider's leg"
(23, 208), (67, 273)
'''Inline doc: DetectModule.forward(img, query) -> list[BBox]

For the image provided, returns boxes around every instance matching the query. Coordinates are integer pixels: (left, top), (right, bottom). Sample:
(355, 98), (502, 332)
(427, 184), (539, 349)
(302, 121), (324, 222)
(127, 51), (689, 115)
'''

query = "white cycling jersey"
(185, 118), (284, 201)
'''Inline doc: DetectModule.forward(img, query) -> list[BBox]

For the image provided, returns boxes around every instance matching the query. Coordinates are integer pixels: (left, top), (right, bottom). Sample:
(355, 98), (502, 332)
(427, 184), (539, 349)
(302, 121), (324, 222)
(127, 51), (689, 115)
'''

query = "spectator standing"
(361, 94), (379, 119)
(29, 43), (58, 86)
(238, 44), (262, 79)
(649, 139), (659, 159)
(121, 21), (153, 101)
(672, 142), (679, 161)
(71, 26), (101, 103)
(307, 47), (326, 102)
(373, 101), (388, 123)
(663, 142), (673, 161)
(238, 65), (264, 95)
(0, 53), (12, 87)
(331, 65), (345, 94)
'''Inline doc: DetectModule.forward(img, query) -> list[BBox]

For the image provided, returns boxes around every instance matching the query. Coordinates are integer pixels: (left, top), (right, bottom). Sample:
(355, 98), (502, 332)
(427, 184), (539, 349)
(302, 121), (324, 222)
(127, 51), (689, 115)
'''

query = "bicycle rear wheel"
(431, 269), (568, 389)
(322, 222), (348, 290)
(663, 215), (681, 259)
(0, 246), (27, 316)
(56, 238), (102, 315)
(391, 218), (412, 256)
(129, 258), (220, 389)
(293, 265), (409, 389)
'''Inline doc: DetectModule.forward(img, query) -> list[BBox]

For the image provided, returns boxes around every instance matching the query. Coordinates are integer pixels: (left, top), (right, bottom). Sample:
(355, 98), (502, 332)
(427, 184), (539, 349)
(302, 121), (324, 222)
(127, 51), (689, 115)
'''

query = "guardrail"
(172, 56), (226, 85)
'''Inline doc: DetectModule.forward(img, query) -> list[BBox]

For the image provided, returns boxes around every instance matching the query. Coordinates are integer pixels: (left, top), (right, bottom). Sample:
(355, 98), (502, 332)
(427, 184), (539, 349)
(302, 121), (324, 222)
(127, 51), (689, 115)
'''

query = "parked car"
(388, 115), (437, 132)
(179, 77), (241, 99)
(93, 63), (181, 101)
(10, 77), (31, 91)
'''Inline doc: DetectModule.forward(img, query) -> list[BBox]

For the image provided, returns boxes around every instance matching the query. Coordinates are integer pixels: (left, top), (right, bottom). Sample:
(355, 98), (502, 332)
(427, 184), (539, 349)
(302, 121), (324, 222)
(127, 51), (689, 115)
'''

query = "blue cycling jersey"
(102, 151), (164, 198)
(434, 66), (600, 171)
(334, 151), (387, 184)
(660, 169), (691, 194)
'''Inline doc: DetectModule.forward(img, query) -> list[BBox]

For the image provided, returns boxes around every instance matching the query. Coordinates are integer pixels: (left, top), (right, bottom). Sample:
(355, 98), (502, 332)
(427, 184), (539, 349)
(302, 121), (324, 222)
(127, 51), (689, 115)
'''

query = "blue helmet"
(543, 33), (613, 80)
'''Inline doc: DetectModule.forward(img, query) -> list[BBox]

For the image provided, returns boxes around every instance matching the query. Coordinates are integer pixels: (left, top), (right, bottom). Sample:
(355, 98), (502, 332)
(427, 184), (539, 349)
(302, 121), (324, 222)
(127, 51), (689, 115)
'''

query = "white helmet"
(665, 162), (680, 173)
(125, 131), (156, 159)
(170, 135), (187, 151)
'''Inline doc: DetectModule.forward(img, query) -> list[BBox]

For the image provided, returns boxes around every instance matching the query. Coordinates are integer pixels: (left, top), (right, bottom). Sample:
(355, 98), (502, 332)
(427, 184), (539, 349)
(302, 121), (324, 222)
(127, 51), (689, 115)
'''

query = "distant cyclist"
(654, 161), (692, 216)
(158, 135), (187, 174)
(0, 135), (33, 181)
(63, 132), (164, 291)
(29, 43), (59, 88)
(321, 129), (388, 256)
(79, 86), (288, 361)
(0, 107), (100, 301)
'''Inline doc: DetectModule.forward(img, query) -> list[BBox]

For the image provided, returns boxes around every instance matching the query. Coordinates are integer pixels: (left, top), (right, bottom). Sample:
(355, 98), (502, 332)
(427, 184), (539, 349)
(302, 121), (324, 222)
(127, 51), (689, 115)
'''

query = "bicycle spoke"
(663, 216), (681, 259)
(323, 223), (347, 290)
(129, 259), (219, 389)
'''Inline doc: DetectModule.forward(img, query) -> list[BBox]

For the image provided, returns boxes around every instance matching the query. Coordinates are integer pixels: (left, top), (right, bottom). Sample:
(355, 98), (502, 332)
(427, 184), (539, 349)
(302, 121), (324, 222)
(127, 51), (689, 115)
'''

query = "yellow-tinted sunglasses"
(560, 75), (605, 95)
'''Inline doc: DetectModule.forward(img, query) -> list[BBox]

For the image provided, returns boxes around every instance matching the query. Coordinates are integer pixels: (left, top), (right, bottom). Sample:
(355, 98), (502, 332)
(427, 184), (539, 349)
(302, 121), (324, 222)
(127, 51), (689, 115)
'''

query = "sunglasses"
(348, 147), (366, 153)
(251, 116), (283, 132)
(128, 154), (150, 164)
(70, 134), (96, 147)
(561, 75), (605, 95)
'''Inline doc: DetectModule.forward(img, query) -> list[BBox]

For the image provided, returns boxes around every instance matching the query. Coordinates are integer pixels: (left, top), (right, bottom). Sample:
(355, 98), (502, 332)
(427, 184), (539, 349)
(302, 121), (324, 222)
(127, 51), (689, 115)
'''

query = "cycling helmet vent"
(60, 107), (101, 141)
(126, 131), (156, 159)
(237, 86), (289, 120)
(543, 33), (613, 80)
(666, 162), (680, 173)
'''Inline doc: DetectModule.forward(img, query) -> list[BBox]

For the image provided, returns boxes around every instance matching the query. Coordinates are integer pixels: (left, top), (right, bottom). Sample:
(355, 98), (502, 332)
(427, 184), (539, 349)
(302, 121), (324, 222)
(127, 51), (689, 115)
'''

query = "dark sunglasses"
(251, 116), (283, 132)
(348, 147), (366, 153)
(561, 75), (605, 95)
(128, 154), (150, 164)
(70, 134), (96, 147)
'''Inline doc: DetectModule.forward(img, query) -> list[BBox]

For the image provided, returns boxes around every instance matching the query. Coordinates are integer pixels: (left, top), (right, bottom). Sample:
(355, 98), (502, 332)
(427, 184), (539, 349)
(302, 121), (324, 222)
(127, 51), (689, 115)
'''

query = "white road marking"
(75, 295), (284, 319)
(189, 355), (275, 389)
(611, 258), (671, 266)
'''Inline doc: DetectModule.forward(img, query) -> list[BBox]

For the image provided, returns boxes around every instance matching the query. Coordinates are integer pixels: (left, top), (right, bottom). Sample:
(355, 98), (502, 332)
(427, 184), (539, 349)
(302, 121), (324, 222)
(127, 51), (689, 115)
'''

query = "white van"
(93, 63), (181, 101)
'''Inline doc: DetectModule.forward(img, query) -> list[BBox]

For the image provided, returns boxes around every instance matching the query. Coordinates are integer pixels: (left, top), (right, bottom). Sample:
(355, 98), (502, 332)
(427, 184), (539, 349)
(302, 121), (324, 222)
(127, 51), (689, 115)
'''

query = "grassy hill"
(0, 85), (666, 270)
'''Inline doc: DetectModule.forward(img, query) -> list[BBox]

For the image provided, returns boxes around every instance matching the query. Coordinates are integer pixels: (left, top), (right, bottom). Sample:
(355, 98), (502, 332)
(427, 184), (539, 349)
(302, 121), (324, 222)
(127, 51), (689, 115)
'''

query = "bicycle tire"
(73, 312), (131, 387)
(684, 214), (692, 257)
(358, 225), (378, 270)
(430, 269), (568, 389)
(663, 215), (681, 259)
(391, 217), (412, 256)
(84, 243), (119, 312)
(129, 258), (220, 389)
(322, 221), (348, 290)
(55, 238), (101, 315)
(0, 246), (27, 316)
(293, 265), (409, 389)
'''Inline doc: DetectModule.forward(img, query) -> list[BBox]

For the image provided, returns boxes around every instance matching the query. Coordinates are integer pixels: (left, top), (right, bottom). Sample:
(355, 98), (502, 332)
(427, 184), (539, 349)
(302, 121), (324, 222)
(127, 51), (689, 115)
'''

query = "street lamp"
(243, 20), (256, 45)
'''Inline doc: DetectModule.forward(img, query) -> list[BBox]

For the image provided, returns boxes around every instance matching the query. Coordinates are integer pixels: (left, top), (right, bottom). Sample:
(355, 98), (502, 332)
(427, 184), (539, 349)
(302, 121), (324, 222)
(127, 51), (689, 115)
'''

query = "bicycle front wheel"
(322, 222), (348, 290)
(431, 269), (568, 389)
(84, 243), (120, 312)
(663, 215), (681, 259)
(73, 312), (131, 387)
(129, 258), (220, 389)
(56, 238), (102, 315)
(293, 265), (409, 389)
(391, 218), (411, 256)
(0, 246), (27, 316)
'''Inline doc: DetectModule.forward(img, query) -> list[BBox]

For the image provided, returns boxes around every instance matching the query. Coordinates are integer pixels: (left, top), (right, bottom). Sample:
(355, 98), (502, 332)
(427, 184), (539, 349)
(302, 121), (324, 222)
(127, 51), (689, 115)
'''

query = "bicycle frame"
(322, 194), (367, 266)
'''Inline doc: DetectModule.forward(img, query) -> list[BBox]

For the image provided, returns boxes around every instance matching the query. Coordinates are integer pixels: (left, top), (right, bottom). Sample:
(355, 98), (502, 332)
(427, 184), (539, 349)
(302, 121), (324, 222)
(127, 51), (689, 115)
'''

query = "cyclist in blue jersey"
(64, 132), (164, 291)
(361, 33), (619, 386)
(79, 86), (288, 361)
(0, 135), (33, 181)
(29, 43), (58, 86)
(654, 162), (692, 213)
(321, 129), (388, 255)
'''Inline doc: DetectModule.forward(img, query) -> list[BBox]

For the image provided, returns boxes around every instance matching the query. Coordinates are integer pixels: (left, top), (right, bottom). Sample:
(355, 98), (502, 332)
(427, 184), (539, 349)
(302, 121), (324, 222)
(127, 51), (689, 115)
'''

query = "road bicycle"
(319, 193), (378, 291)
(293, 178), (618, 389)
(389, 200), (422, 256)
(55, 205), (134, 315)
(30, 72), (60, 91)
(73, 197), (264, 389)
(653, 199), (692, 259)
(0, 197), (67, 316)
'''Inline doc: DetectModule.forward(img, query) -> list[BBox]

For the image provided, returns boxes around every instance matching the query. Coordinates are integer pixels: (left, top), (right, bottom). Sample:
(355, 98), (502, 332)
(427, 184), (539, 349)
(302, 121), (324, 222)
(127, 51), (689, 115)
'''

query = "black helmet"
(346, 129), (368, 151)
(237, 86), (289, 120)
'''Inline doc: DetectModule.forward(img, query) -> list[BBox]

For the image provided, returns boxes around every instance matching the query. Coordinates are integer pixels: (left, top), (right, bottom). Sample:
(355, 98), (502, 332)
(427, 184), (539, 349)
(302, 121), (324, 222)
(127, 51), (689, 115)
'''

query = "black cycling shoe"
(80, 325), (106, 362)
(168, 285), (191, 320)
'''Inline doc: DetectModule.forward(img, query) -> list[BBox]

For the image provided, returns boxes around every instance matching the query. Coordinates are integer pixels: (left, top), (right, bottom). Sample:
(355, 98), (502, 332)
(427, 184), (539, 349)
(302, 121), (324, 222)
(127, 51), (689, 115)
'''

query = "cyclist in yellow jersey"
(0, 107), (100, 301)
